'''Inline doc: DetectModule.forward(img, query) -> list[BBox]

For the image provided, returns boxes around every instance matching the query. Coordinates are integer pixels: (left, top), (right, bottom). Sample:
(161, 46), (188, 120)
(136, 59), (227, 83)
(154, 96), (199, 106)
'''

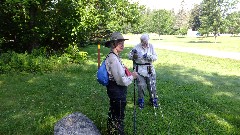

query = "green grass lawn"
(124, 34), (240, 52)
(1, 43), (240, 134)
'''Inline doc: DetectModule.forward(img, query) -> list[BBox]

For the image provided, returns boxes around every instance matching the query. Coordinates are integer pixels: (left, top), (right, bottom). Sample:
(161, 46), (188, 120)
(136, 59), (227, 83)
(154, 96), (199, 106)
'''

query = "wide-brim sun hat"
(105, 32), (129, 47)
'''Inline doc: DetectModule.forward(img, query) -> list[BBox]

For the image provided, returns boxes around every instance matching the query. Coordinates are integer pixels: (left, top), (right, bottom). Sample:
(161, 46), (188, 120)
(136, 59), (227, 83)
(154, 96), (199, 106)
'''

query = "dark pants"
(107, 98), (126, 135)
(107, 81), (127, 135)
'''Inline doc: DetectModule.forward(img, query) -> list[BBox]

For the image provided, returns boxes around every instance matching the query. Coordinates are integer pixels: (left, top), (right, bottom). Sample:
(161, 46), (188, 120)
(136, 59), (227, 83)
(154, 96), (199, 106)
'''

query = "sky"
(129, 0), (202, 11)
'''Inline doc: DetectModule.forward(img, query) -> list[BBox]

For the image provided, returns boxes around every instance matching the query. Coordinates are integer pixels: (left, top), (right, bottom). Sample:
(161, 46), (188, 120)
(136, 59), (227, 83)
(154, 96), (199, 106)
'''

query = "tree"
(189, 4), (201, 31)
(199, 0), (239, 41)
(174, 0), (190, 35)
(107, 0), (142, 34)
(0, 0), (82, 52)
(0, 0), (143, 53)
(151, 9), (175, 36)
(130, 7), (152, 34)
(225, 11), (240, 35)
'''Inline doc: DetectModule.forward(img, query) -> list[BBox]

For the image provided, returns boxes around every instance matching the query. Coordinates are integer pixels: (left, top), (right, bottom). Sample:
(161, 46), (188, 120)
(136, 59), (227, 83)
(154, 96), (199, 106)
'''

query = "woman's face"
(115, 41), (125, 52)
(141, 40), (148, 46)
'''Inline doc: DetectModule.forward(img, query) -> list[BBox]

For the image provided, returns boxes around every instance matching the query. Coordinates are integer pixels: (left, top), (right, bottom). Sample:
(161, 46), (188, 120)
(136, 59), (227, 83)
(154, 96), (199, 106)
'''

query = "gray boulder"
(54, 112), (101, 135)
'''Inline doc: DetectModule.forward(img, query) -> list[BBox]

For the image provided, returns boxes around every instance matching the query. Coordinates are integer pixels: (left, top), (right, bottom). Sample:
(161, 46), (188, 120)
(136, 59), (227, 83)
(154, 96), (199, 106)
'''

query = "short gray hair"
(140, 34), (149, 42)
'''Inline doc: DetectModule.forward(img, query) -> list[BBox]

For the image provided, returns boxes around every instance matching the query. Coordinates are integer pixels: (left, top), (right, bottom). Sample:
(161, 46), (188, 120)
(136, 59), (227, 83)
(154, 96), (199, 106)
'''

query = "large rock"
(54, 112), (101, 135)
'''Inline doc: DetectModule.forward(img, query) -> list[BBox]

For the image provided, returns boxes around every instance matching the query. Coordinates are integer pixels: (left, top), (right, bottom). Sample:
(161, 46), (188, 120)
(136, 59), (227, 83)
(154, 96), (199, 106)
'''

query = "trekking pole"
(133, 60), (137, 135)
(147, 67), (165, 134)
(133, 77), (136, 135)
(147, 66), (158, 116)
(148, 66), (171, 134)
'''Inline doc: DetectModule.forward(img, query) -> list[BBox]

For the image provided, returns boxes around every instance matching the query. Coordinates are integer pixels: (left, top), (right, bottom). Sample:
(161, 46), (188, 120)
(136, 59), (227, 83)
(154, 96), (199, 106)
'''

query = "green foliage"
(131, 8), (176, 35)
(152, 9), (175, 35)
(1, 0), (239, 55)
(130, 7), (151, 34)
(63, 44), (88, 63)
(0, 51), (53, 73)
(174, 0), (190, 35)
(189, 4), (201, 31)
(199, 0), (239, 37)
(0, 46), (88, 73)
(225, 11), (240, 35)
(177, 26), (188, 35)
(0, 0), (143, 53)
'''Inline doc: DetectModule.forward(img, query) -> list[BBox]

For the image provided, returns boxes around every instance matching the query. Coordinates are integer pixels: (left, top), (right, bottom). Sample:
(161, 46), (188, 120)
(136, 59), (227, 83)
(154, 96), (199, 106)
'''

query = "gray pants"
(136, 73), (157, 99)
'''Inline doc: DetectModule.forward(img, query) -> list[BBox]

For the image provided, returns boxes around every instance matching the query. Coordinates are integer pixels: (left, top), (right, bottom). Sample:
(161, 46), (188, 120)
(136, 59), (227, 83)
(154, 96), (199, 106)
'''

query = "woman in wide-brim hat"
(105, 32), (129, 48)
(104, 32), (138, 135)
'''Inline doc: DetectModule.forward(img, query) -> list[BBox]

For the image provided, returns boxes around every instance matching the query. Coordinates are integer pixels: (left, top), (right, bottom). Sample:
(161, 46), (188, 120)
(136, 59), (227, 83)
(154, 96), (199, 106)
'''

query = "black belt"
(134, 62), (152, 72)
(135, 63), (151, 65)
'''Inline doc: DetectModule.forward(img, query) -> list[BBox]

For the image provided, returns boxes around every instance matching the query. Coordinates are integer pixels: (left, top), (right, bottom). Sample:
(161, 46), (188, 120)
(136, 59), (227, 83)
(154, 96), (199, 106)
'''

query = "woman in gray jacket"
(105, 32), (138, 135)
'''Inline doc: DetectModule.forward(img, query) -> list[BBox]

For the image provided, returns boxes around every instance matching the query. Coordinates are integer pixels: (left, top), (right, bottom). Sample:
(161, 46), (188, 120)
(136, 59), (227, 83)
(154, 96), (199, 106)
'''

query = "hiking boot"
(138, 98), (144, 109)
(150, 98), (159, 108)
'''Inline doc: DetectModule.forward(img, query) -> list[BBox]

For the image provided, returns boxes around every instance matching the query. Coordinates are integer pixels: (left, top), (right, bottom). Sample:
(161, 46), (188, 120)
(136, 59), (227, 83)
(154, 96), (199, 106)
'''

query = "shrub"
(0, 45), (88, 73)
(63, 44), (88, 63)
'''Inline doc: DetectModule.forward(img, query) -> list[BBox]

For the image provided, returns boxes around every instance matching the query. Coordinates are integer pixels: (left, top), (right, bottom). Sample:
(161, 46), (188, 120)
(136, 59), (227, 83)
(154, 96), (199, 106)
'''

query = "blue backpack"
(97, 52), (114, 86)
(97, 60), (109, 86)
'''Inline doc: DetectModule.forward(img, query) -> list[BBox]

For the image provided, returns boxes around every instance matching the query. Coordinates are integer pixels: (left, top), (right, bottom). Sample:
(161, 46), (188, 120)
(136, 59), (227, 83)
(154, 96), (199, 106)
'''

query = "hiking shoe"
(138, 98), (144, 109)
(150, 98), (159, 108)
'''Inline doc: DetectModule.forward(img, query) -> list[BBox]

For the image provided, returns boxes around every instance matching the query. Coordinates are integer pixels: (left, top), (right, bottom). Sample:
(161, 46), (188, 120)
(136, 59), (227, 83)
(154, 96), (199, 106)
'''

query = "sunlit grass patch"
(205, 113), (234, 133)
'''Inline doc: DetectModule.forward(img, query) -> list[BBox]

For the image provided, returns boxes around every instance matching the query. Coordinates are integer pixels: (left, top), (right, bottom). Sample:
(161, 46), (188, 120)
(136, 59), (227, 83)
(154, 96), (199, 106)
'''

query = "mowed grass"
(1, 41), (240, 134)
(124, 34), (240, 52)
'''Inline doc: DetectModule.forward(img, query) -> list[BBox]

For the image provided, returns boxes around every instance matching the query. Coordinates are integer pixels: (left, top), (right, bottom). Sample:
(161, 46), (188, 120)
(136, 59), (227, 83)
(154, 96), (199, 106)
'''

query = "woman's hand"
(131, 71), (138, 79)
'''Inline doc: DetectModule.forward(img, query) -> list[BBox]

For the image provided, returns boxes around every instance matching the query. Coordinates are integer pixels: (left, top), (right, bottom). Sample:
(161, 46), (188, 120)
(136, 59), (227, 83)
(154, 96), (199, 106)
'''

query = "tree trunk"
(28, 2), (39, 52)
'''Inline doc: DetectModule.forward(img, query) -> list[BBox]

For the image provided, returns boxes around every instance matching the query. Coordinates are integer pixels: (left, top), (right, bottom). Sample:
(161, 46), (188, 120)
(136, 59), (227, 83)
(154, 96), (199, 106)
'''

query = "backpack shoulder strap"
(105, 51), (118, 60)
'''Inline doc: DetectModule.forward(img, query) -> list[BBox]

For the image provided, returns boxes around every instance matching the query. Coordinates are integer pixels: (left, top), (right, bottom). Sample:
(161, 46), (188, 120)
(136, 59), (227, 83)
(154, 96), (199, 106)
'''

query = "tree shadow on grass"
(152, 38), (163, 40)
(176, 36), (187, 38)
(230, 35), (240, 37)
(122, 47), (240, 134)
(105, 46), (240, 134)
(0, 62), (106, 134)
(151, 63), (240, 134)
(81, 46), (240, 134)
(188, 41), (221, 43)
